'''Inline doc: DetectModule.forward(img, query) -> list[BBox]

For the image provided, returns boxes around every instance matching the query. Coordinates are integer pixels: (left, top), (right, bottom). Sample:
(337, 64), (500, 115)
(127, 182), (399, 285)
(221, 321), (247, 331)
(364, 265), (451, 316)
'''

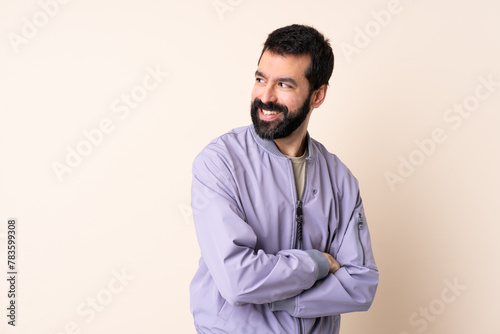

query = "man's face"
(251, 50), (313, 140)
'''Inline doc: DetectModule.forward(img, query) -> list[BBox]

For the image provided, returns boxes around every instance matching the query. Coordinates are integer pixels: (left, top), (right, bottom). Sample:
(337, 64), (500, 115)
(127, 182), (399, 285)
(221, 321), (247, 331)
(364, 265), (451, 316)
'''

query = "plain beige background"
(1, 0), (499, 333)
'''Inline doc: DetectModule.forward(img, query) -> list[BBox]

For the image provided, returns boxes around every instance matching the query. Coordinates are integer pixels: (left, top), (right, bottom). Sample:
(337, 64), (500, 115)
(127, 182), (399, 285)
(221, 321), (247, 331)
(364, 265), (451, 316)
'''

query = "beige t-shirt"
(287, 147), (308, 200)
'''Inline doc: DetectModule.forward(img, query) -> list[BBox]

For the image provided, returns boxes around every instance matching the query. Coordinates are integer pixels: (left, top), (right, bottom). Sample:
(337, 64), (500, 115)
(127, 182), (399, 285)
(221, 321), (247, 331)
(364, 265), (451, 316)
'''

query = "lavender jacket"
(190, 125), (378, 334)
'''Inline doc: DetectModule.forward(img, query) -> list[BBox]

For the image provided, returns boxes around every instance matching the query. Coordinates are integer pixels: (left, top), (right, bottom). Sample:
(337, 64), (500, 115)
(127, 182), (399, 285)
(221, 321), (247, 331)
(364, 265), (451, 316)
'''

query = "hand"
(321, 252), (341, 274)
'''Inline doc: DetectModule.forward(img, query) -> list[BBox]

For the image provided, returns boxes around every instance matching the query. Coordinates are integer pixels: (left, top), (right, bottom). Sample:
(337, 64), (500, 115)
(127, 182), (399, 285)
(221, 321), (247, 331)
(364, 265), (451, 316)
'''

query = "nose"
(260, 84), (278, 104)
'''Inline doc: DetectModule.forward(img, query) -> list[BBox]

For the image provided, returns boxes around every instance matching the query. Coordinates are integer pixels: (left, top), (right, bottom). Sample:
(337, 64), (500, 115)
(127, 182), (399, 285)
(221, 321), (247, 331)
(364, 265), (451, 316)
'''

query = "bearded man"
(190, 24), (379, 334)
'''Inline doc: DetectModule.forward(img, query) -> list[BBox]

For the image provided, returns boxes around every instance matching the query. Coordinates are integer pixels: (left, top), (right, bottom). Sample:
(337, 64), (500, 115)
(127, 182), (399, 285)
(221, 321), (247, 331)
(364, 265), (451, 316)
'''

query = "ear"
(310, 84), (328, 109)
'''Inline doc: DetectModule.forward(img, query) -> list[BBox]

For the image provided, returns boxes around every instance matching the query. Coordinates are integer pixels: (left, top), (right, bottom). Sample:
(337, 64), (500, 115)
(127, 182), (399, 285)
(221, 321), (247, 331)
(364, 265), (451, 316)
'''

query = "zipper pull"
(358, 212), (363, 230)
(296, 200), (303, 217)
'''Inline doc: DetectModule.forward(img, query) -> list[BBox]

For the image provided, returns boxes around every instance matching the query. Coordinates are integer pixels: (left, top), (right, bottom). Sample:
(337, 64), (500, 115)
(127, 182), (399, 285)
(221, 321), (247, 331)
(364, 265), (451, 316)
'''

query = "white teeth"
(262, 109), (279, 115)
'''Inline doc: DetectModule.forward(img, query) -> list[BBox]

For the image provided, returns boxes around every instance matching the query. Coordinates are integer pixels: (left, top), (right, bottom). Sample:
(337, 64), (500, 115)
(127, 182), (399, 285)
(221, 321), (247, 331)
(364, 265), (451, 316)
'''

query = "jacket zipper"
(289, 154), (308, 334)
(294, 200), (303, 249)
(357, 212), (366, 266)
(294, 200), (304, 334)
(290, 159), (305, 334)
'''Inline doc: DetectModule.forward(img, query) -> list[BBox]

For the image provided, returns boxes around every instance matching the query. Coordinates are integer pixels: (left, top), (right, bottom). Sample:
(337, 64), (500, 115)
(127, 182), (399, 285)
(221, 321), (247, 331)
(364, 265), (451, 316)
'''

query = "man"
(190, 24), (378, 334)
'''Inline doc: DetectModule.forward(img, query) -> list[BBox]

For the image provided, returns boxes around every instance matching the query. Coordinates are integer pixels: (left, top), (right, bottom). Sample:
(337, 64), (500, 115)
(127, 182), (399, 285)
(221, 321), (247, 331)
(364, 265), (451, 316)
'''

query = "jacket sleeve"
(270, 191), (379, 317)
(191, 151), (330, 306)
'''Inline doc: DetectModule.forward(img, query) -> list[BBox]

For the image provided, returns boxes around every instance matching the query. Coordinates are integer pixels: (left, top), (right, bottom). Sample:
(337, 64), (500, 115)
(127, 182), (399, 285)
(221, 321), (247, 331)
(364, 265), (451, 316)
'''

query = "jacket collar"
(249, 124), (314, 159)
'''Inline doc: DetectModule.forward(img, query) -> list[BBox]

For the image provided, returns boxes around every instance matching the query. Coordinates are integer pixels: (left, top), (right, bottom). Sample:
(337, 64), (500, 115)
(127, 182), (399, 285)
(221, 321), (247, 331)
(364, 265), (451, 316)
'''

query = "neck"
(273, 119), (309, 157)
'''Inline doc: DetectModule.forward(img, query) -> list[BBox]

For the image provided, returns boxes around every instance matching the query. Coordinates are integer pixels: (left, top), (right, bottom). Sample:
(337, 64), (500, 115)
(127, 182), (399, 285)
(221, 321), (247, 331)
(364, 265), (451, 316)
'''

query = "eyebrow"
(255, 70), (298, 87)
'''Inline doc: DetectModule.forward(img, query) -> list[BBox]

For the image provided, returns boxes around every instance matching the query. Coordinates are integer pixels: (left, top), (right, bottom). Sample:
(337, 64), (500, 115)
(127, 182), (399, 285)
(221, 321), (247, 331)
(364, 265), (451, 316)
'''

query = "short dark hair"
(259, 24), (334, 92)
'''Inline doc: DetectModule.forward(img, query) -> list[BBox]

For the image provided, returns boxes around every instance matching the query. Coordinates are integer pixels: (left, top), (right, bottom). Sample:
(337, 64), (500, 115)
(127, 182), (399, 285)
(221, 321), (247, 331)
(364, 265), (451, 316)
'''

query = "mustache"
(252, 98), (288, 114)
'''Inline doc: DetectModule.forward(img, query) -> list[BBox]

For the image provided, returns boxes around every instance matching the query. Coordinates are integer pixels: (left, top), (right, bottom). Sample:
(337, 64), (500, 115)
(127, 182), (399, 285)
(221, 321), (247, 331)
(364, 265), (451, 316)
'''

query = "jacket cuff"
(269, 297), (295, 314)
(305, 249), (329, 280)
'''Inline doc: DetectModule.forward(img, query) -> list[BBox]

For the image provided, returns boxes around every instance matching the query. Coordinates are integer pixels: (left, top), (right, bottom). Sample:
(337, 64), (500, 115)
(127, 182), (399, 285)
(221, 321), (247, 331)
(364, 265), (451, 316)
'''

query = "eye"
(255, 77), (265, 84)
(278, 82), (291, 88)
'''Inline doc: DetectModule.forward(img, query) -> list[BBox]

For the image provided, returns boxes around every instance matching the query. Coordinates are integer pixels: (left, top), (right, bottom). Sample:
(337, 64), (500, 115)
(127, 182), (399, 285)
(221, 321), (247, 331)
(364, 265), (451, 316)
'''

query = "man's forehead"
(257, 50), (311, 80)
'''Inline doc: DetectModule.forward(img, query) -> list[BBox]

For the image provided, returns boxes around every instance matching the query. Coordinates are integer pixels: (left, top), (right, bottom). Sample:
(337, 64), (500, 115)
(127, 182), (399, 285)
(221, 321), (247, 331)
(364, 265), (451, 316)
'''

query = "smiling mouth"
(259, 108), (283, 121)
(262, 109), (281, 115)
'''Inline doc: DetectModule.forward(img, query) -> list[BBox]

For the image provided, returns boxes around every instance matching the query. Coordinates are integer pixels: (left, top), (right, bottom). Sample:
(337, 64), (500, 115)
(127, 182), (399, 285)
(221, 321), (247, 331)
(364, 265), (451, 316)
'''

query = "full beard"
(251, 93), (312, 140)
